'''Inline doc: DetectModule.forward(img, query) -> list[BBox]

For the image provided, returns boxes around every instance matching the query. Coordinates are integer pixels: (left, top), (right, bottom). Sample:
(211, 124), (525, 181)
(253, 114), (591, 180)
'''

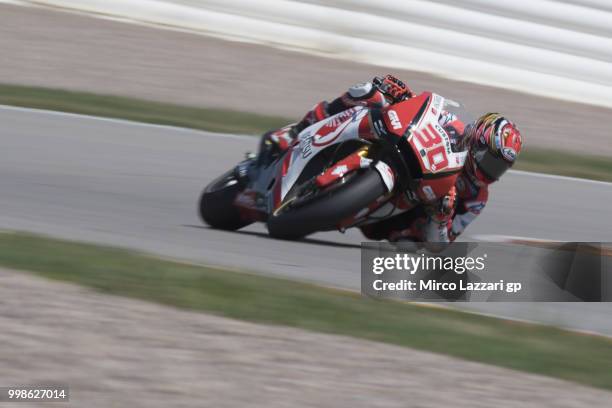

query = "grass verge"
(1, 83), (610, 182)
(516, 149), (612, 182)
(0, 83), (288, 135)
(0, 231), (611, 390)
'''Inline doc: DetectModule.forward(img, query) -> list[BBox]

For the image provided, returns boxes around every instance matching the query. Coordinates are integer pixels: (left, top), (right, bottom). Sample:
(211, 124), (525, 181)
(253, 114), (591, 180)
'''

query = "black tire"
(199, 169), (252, 231)
(267, 169), (387, 240)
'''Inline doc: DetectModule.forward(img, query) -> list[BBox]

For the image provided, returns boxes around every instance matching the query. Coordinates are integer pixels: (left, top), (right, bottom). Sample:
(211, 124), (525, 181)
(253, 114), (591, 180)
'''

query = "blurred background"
(1, 0), (611, 406)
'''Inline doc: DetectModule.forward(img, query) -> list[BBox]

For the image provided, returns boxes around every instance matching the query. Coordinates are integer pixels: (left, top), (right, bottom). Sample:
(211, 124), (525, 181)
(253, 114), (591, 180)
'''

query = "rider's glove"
(440, 186), (457, 217)
(373, 74), (414, 103)
(425, 186), (457, 223)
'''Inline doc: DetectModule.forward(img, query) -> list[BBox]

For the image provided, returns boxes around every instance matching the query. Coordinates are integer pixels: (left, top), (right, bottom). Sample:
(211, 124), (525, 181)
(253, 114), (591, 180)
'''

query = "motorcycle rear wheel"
(199, 169), (252, 231)
(267, 168), (387, 240)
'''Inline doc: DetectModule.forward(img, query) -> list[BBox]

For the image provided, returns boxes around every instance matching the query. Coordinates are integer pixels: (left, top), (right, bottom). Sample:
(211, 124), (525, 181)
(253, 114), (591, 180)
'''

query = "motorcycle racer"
(261, 75), (414, 153)
(364, 112), (523, 243)
(261, 75), (523, 243)
(447, 114), (523, 240)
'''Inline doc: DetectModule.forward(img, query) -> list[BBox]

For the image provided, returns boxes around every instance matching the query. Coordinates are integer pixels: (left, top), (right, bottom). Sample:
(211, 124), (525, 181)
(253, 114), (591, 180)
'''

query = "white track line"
(509, 169), (612, 187)
(1, 104), (610, 186)
(0, 104), (252, 140)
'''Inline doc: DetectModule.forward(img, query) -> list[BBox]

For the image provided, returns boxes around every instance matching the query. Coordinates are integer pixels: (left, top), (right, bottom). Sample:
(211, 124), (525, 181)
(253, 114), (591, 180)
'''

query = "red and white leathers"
(414, 170), (489, 243)
(264, 75), (412, 150)
(367, 109), (476, 243)
(399, 112), (523, 243)
(448, 173), (489, 240)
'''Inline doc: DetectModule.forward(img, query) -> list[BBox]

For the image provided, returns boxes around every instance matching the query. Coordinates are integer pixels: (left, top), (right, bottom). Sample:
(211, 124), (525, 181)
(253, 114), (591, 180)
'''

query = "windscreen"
(441, 98), (474, 153)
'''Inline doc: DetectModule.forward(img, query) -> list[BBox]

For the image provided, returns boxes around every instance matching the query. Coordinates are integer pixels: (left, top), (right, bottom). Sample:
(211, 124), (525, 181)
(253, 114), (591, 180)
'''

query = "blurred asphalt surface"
(2, 106), (612, 335)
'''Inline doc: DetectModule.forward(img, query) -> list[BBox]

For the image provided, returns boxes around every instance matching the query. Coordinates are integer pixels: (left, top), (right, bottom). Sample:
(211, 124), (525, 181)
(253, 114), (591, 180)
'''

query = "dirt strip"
(1, 3), (611, 155)
(0, 267), (610, 408)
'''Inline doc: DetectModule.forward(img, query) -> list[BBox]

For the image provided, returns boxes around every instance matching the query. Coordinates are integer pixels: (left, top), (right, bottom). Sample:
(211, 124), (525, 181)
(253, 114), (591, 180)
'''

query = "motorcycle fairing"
(382, 92), (467, 176)
(279, 106), (369, 201)
(336, 93), (469, 229)
(240, 92), (469, 228)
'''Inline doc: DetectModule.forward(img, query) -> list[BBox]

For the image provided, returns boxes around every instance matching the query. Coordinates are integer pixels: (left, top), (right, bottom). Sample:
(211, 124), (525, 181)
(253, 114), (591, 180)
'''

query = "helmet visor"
(472, 148), (512, 181)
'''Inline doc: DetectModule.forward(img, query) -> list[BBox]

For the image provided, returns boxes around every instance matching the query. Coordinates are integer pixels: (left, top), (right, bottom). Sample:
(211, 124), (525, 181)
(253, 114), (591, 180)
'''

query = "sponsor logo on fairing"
(312, 112), (357, 147)
(387, 110), (402, 130)
(300, 134), (314, 158)
(422, 185), (436, 201)
(374, 161), (395, 192)
(359, 157), (373, 168)
(433, 123), (452, 154)
(331, 165), (349, 177)
(374, 120), (388, 136)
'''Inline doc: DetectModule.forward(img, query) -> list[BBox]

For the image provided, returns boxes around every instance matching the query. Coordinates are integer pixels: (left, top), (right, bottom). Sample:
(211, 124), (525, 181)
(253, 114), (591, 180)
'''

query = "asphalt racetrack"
(2, 105), (612, 335)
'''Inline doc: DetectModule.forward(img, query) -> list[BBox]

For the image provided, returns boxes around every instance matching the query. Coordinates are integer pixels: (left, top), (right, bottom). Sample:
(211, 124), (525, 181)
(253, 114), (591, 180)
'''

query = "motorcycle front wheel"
(267, 168), (387, 240)
(199, 169), (253, 231)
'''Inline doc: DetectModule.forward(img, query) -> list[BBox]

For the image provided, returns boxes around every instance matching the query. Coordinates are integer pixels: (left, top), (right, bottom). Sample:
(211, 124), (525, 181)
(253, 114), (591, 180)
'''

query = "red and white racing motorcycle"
(199, 92), (468, 240)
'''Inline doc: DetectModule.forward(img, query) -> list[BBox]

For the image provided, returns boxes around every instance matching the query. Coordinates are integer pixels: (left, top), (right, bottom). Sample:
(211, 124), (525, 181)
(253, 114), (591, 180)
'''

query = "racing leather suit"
(264, 80), (392, 151)
(448, 173), (489, 241)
